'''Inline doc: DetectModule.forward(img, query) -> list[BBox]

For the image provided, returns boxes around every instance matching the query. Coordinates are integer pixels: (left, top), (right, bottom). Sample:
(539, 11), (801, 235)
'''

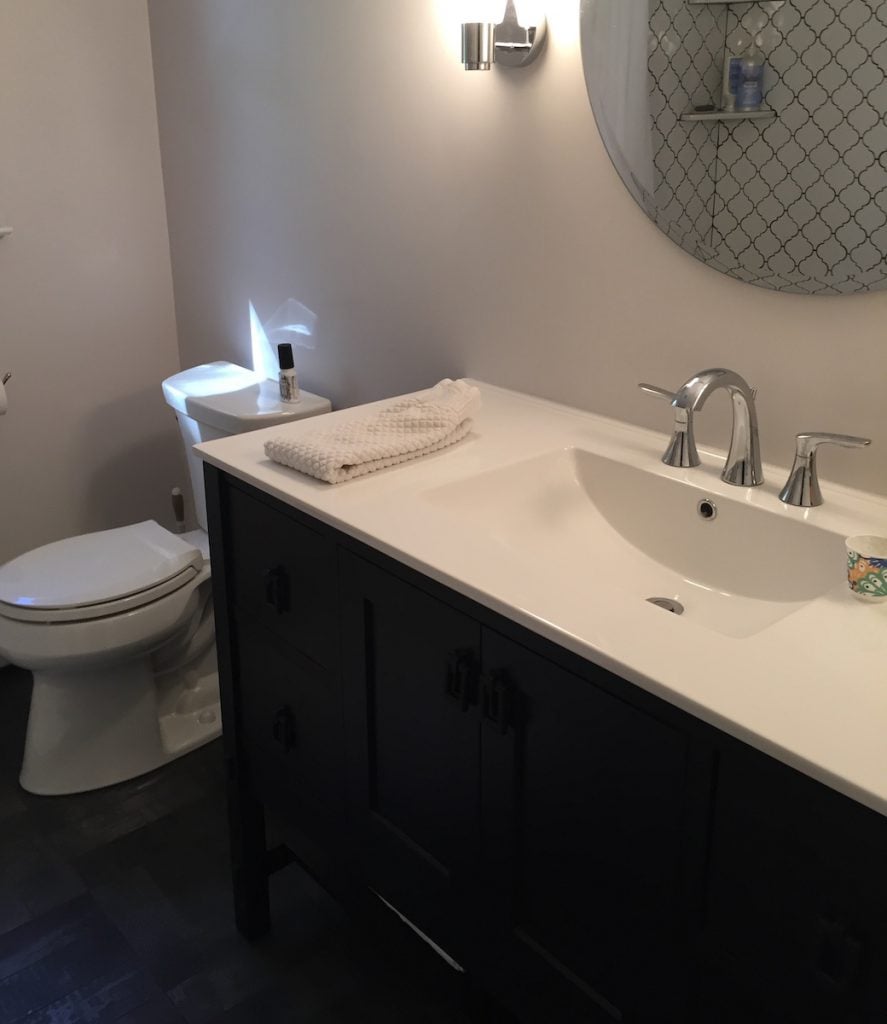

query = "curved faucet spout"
(672, 368), (752, 412)
(671, 368), (763, 487)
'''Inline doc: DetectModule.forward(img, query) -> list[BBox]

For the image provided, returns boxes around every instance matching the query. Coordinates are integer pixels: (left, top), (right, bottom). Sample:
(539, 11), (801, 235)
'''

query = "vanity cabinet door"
(341, 552), (482, 955)
(704, 742), (887, 1023)
(477, 629), (708, 1024)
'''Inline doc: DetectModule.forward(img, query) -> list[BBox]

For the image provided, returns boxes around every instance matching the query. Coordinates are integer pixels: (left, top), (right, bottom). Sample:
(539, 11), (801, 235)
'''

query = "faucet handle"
(794, 432), (870, 456)
(638, 382), (700, 468)
(779, 432), (872, 508)
(638, 382), (676, 402)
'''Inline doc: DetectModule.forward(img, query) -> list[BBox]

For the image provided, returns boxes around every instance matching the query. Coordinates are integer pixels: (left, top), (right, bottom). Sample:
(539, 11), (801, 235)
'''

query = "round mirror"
(580, 0), (887, 294)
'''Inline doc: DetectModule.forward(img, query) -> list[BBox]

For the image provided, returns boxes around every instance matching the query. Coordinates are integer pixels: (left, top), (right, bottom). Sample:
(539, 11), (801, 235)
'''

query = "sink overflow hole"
(647, 597), (684, 615)
(697, 498), (718, 521)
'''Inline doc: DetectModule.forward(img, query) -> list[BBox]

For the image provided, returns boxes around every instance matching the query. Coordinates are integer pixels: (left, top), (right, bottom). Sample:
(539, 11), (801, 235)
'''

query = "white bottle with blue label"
(736, 44), (765, 111)
(722, 27), (751, 112)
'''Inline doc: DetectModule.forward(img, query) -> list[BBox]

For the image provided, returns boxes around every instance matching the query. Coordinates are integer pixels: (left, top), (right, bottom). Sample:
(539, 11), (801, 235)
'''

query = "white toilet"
(0, 362), (330, 795)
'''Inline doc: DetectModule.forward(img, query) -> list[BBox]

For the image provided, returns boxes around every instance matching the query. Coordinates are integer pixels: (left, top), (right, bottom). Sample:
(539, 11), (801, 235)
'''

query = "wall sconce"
(461, 1), (547, 71)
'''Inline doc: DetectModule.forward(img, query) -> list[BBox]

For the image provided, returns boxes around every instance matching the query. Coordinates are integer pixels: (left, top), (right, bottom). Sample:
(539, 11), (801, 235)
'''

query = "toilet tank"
(162, 361), (332, 530)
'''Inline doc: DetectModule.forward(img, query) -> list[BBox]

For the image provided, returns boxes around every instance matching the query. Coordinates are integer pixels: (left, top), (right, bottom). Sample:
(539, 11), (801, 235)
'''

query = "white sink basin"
(423, 447), (847, 639)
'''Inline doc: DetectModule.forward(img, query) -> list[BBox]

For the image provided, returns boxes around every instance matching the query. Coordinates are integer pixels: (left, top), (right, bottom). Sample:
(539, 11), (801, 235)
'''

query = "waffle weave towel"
(264, 378), (481, 484)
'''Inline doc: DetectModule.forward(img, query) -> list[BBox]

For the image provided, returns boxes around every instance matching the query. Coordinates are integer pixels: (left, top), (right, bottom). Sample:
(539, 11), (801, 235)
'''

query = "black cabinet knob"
(483, 673), (514, 735)
(445, 650), (478, 712)
(264, 565), (290, 614)
(815, 915), (863, 993)
(271, 706), (296, 752)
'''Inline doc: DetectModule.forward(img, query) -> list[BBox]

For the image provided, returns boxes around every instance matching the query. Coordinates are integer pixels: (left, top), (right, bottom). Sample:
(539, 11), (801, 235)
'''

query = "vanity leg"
(226, 767), (270, 940)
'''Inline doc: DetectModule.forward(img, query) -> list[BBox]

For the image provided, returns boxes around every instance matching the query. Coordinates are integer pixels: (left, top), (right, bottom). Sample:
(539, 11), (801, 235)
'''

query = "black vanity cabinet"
(206, 467), (887, 1023)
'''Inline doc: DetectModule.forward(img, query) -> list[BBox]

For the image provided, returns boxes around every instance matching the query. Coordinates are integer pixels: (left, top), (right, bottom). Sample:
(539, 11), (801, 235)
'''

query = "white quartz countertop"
(197, 381), (887, 815)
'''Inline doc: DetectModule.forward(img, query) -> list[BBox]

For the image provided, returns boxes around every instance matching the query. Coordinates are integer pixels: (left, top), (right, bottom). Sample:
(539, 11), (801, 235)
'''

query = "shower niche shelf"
(681, 107), (773, 123)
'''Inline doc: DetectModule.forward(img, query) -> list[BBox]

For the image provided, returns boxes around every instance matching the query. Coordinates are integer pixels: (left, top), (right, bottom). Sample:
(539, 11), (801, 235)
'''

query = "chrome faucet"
(779, 432), (871, 507)
(640, 368), (763, 486)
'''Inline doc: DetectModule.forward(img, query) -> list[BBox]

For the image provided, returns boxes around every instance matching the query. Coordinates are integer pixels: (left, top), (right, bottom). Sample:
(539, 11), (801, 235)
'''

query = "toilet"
(0, 362), (330, 795)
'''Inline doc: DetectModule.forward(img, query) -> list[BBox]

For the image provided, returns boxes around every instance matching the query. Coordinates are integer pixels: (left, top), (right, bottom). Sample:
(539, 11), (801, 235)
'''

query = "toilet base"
(19, 655), (222, 796)
(158, 654), (222, 762)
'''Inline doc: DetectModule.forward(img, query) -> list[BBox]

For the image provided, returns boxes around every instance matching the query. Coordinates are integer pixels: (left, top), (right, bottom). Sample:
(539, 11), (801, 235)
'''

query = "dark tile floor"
(0, 666), (479, 1024)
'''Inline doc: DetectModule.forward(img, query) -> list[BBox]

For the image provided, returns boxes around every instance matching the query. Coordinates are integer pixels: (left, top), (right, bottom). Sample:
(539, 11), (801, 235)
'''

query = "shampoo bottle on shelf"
(722, 27), (751, 112)
(736, 44), (765, 111)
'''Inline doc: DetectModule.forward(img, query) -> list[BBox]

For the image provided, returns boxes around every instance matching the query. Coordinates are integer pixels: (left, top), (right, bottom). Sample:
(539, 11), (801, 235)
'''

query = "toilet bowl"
(0, 362), (331, 794)
(0, 522), (217, 794)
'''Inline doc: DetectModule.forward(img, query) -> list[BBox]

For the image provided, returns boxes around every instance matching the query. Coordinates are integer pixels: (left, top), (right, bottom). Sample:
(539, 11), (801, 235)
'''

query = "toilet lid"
(0, 521), (203, 613)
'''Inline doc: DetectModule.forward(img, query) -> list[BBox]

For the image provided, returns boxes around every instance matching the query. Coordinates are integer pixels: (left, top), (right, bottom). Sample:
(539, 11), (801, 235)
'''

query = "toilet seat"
(0, 521), (202, 624)
(0, 565), (201, 623)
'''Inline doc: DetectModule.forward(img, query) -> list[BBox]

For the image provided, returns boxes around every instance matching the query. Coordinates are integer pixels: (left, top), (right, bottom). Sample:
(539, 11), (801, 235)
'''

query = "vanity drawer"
(234, 622), (344, 844)
(225, 483), (338, 671)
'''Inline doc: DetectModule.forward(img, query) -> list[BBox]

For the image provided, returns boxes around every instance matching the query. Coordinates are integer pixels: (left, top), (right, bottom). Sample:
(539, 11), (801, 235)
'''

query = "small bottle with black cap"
(277, 342), (300, 403)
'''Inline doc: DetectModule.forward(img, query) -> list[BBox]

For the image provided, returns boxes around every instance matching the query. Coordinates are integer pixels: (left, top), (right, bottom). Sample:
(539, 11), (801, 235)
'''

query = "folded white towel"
(264, 378), (482, 484)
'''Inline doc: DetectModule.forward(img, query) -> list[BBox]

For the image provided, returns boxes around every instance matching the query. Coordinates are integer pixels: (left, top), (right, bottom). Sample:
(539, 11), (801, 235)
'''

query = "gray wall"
(148, 0), (887, 495)
(0, 0), (181, 564)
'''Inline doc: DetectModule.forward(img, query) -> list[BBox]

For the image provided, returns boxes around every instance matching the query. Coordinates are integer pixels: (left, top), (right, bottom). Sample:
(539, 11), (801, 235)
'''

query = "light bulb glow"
(513, 1), (546, 28)
(164, 362), (261, 402)
(249, 302), (276, 382)
(453, 0), (504, 22)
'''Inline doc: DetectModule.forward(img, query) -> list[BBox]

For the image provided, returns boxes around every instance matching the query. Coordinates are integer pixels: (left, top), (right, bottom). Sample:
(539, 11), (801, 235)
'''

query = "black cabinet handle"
(445, 649), (478, 712)
(483, 672), (513, 735)
(815, 915), (863, 993)
(271, 706), (296, 751)
(264, 565), (290, 614)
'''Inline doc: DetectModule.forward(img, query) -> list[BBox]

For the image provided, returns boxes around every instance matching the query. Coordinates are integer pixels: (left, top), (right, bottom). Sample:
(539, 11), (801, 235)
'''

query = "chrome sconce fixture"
(461, 1), (547, 71)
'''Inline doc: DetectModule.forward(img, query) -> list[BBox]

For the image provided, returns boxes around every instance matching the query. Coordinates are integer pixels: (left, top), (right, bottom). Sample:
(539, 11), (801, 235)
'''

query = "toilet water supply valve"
(170, 487), (186, 533)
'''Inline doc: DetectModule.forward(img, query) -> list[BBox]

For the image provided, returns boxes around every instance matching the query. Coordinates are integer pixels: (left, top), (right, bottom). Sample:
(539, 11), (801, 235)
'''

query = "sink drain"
(647, 597), (684, 615)
(697, 498), (718, 521)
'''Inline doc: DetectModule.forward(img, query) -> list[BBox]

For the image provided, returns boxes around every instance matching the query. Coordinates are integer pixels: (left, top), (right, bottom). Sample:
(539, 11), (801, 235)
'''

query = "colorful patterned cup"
(845, 536), (887, 600)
